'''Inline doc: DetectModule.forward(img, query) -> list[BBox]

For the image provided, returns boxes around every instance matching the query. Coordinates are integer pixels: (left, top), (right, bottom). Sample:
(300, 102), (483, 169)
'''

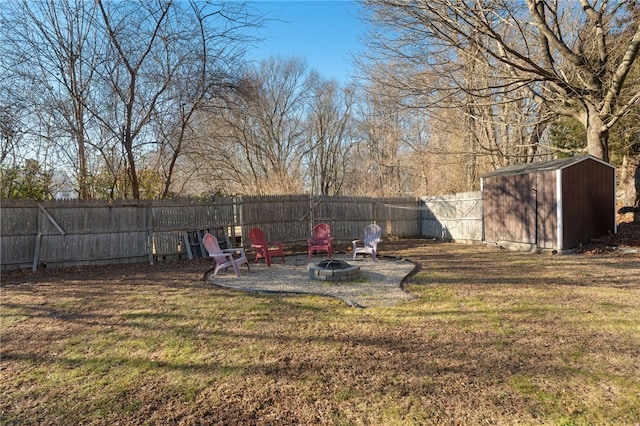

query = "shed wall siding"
(482, 174), (536, 244)
(561, 159), (615, 249)
(535, 171), (558, 249)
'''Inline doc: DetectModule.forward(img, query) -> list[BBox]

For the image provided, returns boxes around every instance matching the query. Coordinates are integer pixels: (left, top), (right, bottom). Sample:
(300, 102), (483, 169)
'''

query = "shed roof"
(480, 155), (614, 178)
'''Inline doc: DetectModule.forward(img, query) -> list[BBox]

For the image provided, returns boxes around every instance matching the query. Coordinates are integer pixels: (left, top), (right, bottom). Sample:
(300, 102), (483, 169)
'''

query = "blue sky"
(248, 1), (365, 84)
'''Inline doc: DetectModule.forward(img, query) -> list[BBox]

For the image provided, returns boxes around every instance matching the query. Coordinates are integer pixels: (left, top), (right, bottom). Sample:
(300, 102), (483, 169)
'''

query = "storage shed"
(481, 155), (616, 252)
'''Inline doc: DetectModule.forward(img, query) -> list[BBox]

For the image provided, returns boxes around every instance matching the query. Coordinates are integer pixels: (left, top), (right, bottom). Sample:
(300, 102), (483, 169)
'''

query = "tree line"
(1, 0), (638, 206)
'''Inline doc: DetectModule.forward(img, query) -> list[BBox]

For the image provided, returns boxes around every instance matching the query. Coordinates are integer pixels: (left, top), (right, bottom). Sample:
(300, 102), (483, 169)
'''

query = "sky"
(247, 1), (366, 84)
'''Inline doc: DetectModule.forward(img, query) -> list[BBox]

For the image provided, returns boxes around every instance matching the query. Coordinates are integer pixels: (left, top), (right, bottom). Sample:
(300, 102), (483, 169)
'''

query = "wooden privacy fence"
(1, 199), (153, 271)
(420, 192), (483, 243)
(239, 195), (422, 246)
(1, 193), (483, 271)
(0, 198), (237, 271)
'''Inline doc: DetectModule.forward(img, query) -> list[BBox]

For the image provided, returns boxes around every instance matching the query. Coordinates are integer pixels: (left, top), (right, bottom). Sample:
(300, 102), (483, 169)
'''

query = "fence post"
(147, 201), (154, 265)
(309, 194), (315, 237)
(372, 201), (376, 224)
(235, 196), (244, 247)
(418, 198), (423, 237)
(32, 233), (42, 271)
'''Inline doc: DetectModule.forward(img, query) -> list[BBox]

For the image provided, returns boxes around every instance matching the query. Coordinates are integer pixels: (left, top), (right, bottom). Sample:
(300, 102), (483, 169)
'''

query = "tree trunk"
(618, 154), (640, 222)
(635, 164), (640, 223)
(628, 160), (640, 223)
(584, 104), (609, 162)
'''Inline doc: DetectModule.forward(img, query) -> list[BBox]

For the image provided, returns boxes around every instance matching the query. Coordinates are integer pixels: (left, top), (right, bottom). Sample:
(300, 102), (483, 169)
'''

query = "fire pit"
(308, 259), (361, 281)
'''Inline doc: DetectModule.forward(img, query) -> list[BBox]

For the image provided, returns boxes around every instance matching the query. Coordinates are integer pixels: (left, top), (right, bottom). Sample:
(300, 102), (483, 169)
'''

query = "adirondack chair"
(308, 223), (333, 259)
(202, 233), (250, 277)
(248, 227), (285, 266)
(352, 223), (382, 261)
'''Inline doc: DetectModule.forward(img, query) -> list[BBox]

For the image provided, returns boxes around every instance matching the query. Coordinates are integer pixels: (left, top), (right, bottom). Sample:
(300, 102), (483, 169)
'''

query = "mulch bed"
(577, 221), (640, 254)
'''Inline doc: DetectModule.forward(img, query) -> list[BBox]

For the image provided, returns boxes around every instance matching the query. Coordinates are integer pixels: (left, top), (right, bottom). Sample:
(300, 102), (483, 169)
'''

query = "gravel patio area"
(203, 254), (418, 308)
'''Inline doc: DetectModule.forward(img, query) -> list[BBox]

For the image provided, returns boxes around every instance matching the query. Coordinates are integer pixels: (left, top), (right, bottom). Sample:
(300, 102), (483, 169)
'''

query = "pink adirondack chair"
(308, 223), (333, 259)
(352, 223), (382, 261)
(248, 228), (285, 266)
(202, 233), (250, 277)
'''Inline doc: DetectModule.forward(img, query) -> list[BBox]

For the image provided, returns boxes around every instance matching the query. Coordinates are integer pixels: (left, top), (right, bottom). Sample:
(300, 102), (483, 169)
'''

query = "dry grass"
(1, 240), (639, 425)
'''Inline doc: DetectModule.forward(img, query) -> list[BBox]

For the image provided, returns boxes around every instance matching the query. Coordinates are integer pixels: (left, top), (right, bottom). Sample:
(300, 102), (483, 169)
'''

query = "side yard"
(1, 239), (639, 425)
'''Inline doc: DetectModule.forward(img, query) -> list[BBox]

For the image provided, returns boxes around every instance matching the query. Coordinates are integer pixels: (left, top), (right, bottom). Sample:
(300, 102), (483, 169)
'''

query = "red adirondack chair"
(352, 223), (382, 261)
(202, 233), (250, 277)
(308, 223), (333, 259)
(248, 228), (285, 266)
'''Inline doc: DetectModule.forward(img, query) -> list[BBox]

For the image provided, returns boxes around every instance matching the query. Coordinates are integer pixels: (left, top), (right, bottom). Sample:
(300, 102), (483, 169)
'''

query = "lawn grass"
(1, 240), (639, 425)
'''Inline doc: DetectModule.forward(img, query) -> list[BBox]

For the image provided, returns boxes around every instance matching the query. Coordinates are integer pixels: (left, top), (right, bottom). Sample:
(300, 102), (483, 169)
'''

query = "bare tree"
(94, 0), (184, 199)
(354, 81), (419, 196)
(359, 0), (640, 163)
(304, 73), (356, 195)
(0, 106), (21, 167)
(2, 0), (262, 199)
(147, 1), (262, 198)
(94, 0), (264, 199)
(252, 56), (310, 193)
(2, 0), (101, 198)
(199, 56), (311, 195)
